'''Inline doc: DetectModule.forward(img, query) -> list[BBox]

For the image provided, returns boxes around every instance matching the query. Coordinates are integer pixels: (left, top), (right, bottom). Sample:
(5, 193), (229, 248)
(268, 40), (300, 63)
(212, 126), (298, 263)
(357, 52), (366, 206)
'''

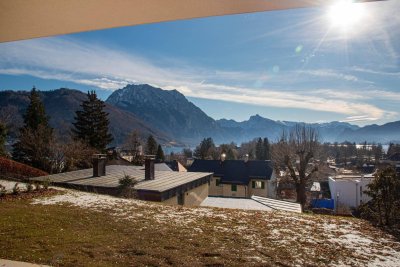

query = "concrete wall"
(222, 184), (247, 198)
(248, 179), (268, 198)
(162, 182), (209, 207)
(329, 177), (372, 209)
(209, 176), (223, 196)
(184, 182), (209, 207)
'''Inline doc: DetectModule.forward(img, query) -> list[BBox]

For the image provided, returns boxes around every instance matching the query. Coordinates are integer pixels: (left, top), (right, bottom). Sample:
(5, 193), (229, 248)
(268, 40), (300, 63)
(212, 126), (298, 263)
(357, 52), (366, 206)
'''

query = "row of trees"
(7, 88), (113, 173)
(0, 87), (167, 172)
(123, 131), (165, 164)
(319, 141), (384, 166)
(192, 137), (271, 161)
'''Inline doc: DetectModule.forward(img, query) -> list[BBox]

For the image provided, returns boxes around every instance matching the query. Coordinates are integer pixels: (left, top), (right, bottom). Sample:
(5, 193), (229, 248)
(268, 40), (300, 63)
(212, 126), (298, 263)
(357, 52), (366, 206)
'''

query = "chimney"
(92, 154), (107, 177)
(145, 158), (155, 180)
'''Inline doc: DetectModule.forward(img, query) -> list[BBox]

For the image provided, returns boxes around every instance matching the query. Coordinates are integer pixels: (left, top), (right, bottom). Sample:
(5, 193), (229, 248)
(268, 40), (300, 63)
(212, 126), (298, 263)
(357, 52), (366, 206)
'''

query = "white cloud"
(0, 37), (396, 123)
(350, 67), (400, 78)
(340, 115), (379, 123)
(296, 69), (361, 82)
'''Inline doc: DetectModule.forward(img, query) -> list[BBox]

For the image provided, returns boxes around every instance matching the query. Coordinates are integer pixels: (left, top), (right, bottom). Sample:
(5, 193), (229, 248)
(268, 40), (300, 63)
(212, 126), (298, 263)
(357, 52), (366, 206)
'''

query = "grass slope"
(1, 189), (399, 266)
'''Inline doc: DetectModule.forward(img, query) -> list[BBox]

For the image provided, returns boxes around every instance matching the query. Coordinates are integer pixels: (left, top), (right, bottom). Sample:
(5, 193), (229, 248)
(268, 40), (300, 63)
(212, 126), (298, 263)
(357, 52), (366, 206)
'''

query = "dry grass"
(0, 189), (399, 266)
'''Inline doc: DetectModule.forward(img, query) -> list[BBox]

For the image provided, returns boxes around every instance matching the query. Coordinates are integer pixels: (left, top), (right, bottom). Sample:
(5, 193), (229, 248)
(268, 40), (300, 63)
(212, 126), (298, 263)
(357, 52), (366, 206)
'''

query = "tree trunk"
(296, 181), (307, 208)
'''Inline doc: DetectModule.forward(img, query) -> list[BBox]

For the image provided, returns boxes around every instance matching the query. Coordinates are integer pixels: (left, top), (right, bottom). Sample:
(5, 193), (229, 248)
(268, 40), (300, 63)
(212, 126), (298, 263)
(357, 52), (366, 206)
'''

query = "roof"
(32, 165), (211, 193)
(201, 196), (302, 213)
(1, 1), (356, 43)
(165, 160), (187, 172)
(201, 197), (273, 211)
(147, 163), (173, 172)
(188, 159), (274, 185)
(329, 174), (374, 182)
(251, 196), (302, 213)
(388, 152), (400, 161)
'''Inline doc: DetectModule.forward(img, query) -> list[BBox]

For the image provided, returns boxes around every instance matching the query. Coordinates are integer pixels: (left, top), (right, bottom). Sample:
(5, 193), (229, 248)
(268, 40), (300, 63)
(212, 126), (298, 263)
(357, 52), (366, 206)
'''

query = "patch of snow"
(0, 179), (28, 193)
(29, 188), (400, 266)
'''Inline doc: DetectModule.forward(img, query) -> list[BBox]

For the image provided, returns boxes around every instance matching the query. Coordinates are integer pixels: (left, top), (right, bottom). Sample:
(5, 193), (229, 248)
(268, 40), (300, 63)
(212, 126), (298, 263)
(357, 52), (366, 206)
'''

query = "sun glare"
(328, 0), (367, 32)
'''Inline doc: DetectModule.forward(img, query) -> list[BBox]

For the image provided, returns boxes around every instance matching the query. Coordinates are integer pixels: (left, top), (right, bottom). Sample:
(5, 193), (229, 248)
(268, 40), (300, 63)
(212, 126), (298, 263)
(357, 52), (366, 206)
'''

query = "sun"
(327, 0), (367, 32)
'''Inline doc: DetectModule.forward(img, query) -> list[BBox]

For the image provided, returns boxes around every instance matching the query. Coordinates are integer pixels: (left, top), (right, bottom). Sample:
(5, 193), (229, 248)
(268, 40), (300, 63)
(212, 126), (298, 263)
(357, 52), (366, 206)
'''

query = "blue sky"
(0, 0), (399, 125)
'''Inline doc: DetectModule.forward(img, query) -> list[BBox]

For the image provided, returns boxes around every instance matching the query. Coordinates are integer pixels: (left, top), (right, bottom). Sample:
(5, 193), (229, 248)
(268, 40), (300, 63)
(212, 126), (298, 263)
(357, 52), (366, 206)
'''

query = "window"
(215, 178), (221, 186)
(360, 186), (363, 197)
(231, 184), (237, 192)
(252, 181), (265, 189)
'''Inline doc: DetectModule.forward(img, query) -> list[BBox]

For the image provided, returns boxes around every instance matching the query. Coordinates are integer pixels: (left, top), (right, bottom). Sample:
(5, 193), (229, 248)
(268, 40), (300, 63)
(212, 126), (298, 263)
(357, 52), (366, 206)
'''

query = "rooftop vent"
(145, 158), (155, 180)
(92, 154), (107, 177)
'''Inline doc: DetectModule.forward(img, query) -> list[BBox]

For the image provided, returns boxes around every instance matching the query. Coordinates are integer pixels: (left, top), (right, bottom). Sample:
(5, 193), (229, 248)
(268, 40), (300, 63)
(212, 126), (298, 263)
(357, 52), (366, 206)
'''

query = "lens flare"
(328, 0), (367, 32)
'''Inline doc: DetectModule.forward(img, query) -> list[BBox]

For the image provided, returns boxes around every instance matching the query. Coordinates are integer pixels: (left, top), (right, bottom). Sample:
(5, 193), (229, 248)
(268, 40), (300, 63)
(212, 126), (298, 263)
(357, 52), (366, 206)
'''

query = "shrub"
(118, 174), (138, 198)
(26, 181), (34, 192)
(0, 156), (48, 180)
(34, 182), (42, 191)
(0, 184), (6, 197)
(42, 178), (51, 190)
(12, 183), (20, 195)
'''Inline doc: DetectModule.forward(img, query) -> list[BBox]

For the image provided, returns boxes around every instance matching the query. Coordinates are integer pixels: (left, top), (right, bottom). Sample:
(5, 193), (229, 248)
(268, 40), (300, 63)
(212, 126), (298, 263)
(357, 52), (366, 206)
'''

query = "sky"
(0, 0), (399, 126)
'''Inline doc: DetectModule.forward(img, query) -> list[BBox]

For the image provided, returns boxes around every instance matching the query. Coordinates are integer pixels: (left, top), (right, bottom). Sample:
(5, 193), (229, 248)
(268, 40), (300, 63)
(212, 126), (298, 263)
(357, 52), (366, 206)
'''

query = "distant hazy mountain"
(216, 115), (364, 143)
(337, 121), (400, 143)
(106, 84), (227, 144)
(0, 88), (172, 145)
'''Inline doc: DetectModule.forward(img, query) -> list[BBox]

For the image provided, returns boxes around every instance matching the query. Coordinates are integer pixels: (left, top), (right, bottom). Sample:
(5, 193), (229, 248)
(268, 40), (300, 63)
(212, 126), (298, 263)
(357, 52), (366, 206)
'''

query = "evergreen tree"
(194, 137), (216, 159)
(255, 137), (264, 160)
(156, 144), (165, 162)
(263, 137), (271, 160)
(362, 167), (400, 226)
(12, 87), (54, 171)
(72, 91), (113, 151)
(0, 122), (7, 156)
(145, 135), (158, 155)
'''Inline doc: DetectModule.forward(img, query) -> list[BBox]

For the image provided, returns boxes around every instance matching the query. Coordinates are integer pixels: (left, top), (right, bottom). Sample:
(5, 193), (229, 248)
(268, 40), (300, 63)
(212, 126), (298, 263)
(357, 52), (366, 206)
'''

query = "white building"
(328, 174), (374, 210)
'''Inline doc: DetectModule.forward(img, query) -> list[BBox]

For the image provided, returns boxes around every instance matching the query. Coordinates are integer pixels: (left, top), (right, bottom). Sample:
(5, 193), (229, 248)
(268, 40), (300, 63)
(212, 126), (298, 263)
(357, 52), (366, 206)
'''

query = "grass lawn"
(1, 189), (399, 266)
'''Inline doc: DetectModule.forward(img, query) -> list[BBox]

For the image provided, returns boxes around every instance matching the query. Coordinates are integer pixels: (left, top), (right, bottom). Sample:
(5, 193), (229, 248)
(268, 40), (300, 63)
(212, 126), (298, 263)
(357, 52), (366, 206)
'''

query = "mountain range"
(0, 88), (172, 145)
(1, 84), (399, 146)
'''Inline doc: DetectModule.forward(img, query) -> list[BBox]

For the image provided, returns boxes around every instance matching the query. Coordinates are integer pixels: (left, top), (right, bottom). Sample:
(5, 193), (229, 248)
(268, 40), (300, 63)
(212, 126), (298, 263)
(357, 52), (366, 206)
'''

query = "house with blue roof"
(188, 159), (277, 199)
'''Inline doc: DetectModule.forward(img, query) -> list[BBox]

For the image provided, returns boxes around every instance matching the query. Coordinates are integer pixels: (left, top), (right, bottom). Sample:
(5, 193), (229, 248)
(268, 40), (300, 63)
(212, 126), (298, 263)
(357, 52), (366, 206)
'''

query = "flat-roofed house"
(32, 156), (212, 207)
(328, 174), (374, 210)
(188, 159), (276, 199)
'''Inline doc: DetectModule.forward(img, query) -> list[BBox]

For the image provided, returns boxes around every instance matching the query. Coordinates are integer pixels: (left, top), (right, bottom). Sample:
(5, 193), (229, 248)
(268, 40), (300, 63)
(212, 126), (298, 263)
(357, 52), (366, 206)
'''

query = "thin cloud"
(297, 69), (365, 83)
(350, 67), (400, 78)
(341, 115), (379, 123)
(0, 37), (395, 123)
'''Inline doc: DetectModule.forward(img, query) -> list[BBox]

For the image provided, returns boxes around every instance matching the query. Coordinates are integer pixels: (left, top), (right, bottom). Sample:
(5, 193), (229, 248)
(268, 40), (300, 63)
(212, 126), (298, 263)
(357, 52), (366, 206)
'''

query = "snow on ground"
(0, 179), (28, 193)
(30, 188), (400, 266)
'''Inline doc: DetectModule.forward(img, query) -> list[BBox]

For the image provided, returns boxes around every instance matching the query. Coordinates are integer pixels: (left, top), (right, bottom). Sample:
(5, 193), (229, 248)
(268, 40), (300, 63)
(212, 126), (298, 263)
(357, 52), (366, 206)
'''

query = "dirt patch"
(0, 189), (61, 202)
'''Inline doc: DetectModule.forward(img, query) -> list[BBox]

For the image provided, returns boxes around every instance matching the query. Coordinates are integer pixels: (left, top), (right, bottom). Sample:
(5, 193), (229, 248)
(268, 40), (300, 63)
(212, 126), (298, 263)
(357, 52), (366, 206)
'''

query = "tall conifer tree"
(145, 135), (158, 155)
(263, 137), (271, 160)
(255, 137), (264, 160)
(72, 91), (113, 151)
(12, 87), (53, 170)
(155, 144), (165, 162)
(0, 122), (7, 156)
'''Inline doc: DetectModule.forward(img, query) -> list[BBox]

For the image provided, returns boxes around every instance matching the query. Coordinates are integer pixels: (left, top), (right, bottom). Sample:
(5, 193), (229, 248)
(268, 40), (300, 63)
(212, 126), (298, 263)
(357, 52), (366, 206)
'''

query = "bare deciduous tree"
(272, 124), (320, 207)
(123, 130), (143, 165)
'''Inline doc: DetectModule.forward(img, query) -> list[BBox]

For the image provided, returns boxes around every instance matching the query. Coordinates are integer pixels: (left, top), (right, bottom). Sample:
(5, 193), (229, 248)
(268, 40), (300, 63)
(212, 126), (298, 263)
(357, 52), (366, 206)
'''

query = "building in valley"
(188, 159), (277, 199)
